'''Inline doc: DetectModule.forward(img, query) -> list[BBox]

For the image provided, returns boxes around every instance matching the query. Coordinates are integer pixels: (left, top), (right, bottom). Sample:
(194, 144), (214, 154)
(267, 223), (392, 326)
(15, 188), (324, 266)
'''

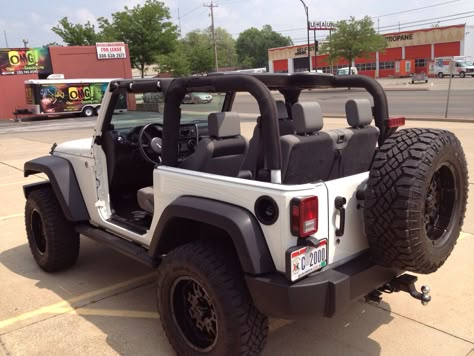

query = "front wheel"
(460, 71), (466, 78)
(437, 72), (444, 78)
(25, 187), (80, 272)
(157, 242), (268, 355)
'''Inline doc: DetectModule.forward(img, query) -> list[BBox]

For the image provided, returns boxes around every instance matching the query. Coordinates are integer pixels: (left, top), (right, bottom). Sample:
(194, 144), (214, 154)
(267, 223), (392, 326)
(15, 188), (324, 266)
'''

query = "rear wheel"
(25, 187), (80, 272)
(364, 129), (468, 274)
(437, 72), (444, 78)
(157, 241), (268, 355)
(82, 106), (94, 117)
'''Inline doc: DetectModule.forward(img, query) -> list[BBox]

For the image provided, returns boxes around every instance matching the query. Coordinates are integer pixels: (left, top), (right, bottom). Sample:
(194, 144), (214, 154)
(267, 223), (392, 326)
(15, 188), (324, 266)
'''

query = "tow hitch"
(366, 274), (431, 306)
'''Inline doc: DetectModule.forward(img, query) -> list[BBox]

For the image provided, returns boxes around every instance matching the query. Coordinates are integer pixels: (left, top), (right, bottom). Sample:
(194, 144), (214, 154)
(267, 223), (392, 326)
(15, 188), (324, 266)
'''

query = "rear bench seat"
(280, 102), (336, 184)
(339, 99), (380, 177)
(280, 99), (380, 185)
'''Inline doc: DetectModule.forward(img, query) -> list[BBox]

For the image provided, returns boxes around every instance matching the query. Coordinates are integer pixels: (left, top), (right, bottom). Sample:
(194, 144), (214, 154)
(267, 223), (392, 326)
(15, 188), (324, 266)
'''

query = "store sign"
(385, 33), (414, 42)
(0, 47), (52, 75)
(308, 21), (337, 30)
(295, 45), (316, 56)
(96, 42), (127, 60)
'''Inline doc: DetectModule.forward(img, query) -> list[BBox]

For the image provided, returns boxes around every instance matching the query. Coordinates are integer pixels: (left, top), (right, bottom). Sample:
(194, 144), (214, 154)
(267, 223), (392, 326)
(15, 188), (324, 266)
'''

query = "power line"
(381, 14), (474, 33)
(373, 0), (461, 19)
(180, 5), (203, 18)
(378, 11), (474, 31)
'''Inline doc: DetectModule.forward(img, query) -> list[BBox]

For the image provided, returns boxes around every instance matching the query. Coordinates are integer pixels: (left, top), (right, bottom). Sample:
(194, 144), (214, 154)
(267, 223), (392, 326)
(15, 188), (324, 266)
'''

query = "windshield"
(111, 91), (226, 130)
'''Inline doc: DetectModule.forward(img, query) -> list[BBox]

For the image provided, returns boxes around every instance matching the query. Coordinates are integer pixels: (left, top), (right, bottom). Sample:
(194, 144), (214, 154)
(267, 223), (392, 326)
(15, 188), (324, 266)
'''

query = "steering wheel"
(138, 123), (163, 165)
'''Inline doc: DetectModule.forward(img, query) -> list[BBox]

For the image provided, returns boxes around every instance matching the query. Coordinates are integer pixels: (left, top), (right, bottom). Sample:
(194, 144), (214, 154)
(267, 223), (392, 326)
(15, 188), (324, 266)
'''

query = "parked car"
(336, 67), (358, 75)
(182, 92), (213, 104)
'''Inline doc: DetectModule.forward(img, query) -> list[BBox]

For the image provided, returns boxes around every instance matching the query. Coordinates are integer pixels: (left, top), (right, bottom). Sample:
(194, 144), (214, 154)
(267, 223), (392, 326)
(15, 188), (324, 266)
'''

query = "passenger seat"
(280, 102), (336, 184)
(339, 99), (380, 176)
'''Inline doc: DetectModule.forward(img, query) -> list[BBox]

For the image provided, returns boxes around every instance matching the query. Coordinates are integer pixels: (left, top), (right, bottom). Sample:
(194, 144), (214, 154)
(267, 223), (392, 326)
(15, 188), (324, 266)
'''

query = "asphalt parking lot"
(0, 118), (473, 356)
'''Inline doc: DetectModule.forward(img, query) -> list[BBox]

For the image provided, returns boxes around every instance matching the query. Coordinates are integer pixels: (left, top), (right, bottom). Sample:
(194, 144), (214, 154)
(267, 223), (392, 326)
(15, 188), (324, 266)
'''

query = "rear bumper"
(245, 252), (399, 319)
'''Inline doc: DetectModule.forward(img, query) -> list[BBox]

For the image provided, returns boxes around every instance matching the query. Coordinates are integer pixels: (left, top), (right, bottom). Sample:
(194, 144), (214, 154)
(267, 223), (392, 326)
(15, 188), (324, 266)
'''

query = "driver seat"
(137, 112), (247, 215)
(180, 112), (248, 176)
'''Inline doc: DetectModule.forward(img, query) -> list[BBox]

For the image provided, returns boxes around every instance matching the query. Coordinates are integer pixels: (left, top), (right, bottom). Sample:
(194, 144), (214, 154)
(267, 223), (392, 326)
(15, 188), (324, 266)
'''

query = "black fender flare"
(149, 196), (275, 275)
(23, 156), (89, 222)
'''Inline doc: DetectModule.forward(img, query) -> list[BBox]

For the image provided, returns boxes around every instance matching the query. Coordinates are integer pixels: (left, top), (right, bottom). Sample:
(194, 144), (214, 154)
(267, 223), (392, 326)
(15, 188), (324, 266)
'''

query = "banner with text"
(96, 42), (127, 60)
(0, 47), (52, 75)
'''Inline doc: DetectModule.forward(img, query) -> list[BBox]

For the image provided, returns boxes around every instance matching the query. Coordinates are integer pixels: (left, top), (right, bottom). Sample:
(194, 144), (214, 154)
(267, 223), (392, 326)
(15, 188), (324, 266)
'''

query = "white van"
(434, 57), (474, 78)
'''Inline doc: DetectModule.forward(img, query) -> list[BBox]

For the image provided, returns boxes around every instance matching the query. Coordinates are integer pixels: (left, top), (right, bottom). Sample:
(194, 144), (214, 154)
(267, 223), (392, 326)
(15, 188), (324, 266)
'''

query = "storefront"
(0, 44), (132, 120)
(268, 24), (474, 78)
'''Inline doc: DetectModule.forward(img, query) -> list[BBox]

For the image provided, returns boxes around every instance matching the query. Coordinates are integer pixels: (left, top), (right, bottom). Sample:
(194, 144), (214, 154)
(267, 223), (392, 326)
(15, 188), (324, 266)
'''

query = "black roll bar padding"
(331, 75), (390, 145)
(110, 78), (174, 93)
(161, 75), (282, 170)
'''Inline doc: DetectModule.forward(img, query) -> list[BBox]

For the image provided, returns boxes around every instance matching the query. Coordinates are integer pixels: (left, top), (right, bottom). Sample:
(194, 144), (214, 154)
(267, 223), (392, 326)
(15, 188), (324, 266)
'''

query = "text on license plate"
(289, 241), (327, 281)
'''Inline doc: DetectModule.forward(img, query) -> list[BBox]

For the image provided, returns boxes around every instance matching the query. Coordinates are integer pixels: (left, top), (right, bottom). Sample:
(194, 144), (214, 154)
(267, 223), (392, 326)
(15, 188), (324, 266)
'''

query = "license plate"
(286, 240), (327, 282)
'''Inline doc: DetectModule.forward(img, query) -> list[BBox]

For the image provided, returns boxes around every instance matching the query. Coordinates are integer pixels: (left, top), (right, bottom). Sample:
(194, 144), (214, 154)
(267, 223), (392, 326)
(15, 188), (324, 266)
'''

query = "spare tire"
(364, 128), (468, 274)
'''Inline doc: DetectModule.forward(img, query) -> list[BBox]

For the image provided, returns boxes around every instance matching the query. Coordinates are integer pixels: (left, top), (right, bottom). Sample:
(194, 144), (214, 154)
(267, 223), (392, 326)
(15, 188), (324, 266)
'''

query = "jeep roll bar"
(108, 73), (391, 183)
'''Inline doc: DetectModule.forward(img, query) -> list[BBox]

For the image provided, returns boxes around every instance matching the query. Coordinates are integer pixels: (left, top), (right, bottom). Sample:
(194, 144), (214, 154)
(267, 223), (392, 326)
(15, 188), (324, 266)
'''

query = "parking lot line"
(0, 272), (156, 331)
(0, 213), (23, 222)
(0, 181), (34, 188)
(73, 308), (159, 319)
(459, 232), (471, 240)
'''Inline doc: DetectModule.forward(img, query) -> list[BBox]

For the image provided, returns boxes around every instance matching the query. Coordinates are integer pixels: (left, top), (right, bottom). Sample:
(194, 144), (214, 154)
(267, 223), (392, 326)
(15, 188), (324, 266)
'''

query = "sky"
(1, 0), (473, 48)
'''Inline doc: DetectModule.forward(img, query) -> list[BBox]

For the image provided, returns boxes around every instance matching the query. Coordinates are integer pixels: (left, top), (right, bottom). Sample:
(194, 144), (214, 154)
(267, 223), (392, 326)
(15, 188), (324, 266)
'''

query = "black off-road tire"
(364, 128), (468, 274)
(25, 187), (80, 272)
(157, 241), (268, 355)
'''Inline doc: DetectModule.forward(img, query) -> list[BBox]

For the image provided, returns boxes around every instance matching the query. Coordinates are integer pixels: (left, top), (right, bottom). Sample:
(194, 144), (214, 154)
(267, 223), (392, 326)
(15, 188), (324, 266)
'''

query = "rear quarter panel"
(150, 167), (330, 273)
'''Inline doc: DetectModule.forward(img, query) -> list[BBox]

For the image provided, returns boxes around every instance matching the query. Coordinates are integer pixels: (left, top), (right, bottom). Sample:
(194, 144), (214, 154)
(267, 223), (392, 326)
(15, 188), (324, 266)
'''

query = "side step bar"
(76, 224), (160, 268)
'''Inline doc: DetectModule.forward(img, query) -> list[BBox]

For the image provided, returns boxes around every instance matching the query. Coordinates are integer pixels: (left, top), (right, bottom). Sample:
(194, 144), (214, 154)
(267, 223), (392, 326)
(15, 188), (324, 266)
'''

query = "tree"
(320, 16), (387, 74)
(236, 25), (292, 68)
(179, 27), (236, 74)
(98, 0), (178, 77)
(181, 30), (214, 74)
(157, 42), (191, 76)
(52, 17), (103, 45)
(215, 28), (237, 69)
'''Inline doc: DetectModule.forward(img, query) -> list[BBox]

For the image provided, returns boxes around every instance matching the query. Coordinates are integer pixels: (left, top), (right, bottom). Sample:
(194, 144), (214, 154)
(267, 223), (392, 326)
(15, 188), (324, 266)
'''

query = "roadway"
(231, 77), (474, 120)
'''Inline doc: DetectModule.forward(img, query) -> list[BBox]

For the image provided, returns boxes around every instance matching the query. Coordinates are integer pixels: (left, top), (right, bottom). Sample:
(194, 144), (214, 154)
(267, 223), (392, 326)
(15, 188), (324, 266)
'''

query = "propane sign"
(96, 42), (127, 60)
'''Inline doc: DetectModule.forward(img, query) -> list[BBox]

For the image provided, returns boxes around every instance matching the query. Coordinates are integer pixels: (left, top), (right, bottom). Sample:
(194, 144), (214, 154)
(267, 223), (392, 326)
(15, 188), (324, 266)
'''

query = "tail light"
(290, 196), (318, 237)
(386, 116), (405, 128)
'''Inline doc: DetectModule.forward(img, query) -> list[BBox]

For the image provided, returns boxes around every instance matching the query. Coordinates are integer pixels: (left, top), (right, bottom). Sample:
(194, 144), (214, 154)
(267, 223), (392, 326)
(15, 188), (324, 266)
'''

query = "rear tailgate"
(324, 172), (369, 265)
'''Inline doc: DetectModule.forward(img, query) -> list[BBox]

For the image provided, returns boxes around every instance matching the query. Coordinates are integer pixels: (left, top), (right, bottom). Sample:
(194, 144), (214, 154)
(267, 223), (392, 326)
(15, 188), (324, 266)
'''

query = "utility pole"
(299, 0), (311, 72)
(177, 8), (182, 38)
(204, 1), (219, 72)
(4, 30), (9, 48)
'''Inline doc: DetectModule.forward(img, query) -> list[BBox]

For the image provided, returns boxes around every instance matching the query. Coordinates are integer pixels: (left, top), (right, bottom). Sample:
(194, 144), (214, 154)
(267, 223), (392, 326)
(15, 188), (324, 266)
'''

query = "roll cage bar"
(107, 73), (390, 181)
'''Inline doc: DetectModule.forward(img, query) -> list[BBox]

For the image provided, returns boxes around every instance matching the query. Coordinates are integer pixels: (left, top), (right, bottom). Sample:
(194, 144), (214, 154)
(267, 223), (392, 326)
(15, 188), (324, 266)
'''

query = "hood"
(53, 138), (93, 157)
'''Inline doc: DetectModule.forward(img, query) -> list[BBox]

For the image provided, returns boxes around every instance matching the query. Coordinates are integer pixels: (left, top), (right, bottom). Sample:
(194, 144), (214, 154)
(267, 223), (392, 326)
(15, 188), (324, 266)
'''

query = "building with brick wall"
(268, 24), (473, 78)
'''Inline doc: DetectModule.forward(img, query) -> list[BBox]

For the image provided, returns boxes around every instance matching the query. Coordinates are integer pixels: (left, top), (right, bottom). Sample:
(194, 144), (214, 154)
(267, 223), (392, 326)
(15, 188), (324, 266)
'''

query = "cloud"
(30, 12), (42, 24)
(76, 8), (98, 26)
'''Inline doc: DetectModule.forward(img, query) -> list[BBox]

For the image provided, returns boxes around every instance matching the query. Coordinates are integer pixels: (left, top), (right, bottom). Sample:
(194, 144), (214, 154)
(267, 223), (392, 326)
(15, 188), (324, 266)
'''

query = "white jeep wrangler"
(23, 73), (468, 355)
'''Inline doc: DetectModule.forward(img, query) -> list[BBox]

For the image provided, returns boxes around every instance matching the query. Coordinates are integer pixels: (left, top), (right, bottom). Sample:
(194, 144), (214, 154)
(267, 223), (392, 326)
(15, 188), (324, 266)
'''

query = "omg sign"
(8, 50), (38, 66)
(0, 47), (52, 75)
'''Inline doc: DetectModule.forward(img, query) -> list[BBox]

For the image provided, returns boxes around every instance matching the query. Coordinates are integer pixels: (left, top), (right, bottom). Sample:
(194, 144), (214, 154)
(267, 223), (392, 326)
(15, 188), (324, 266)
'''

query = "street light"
(299, 0), (311, 71)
